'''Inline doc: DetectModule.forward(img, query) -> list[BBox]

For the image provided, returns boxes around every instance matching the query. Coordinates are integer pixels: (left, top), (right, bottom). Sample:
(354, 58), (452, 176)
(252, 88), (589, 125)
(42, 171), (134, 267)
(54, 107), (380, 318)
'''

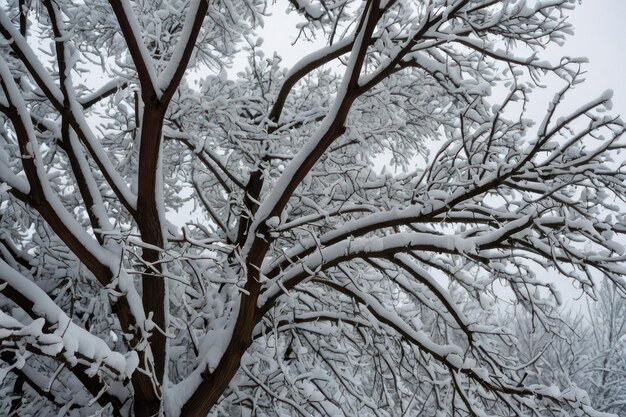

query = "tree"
(512, 279), (626, 416)
(585, 280), (626, 414)
(0, 0), (624, 416)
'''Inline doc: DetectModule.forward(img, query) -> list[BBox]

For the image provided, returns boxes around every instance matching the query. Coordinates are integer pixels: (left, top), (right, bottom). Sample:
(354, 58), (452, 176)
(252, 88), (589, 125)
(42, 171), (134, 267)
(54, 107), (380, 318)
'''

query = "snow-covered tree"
(0, 0), (625, 416)
(512, 280), (626, 416)
(585, 281), (626, 414)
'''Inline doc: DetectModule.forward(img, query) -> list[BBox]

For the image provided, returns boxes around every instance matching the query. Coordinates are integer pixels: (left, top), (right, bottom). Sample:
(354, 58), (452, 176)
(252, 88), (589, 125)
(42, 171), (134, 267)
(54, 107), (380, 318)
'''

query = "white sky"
(562, 0), (626, 117)
(257, 0), (626, 115)
(250, 0), (626, 308)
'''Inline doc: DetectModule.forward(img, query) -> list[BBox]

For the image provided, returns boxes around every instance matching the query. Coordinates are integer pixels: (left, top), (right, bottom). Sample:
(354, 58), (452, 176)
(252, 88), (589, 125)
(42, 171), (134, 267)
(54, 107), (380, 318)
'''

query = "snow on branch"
(0, 259), (138, 380)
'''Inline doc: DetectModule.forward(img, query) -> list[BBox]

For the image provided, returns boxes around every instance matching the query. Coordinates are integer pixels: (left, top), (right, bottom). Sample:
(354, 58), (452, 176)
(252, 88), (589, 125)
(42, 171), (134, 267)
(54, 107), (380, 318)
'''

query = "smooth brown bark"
(133, 102), (168, 416)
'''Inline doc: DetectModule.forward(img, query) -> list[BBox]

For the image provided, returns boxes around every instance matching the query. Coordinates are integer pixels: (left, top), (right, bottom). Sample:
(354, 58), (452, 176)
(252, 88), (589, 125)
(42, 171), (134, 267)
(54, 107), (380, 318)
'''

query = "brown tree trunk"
(133, 103), (168, 415)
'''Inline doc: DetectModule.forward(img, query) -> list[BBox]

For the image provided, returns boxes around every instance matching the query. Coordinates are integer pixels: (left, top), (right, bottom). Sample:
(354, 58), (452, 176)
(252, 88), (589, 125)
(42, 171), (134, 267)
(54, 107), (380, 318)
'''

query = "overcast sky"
(257, 0), (626, 115)
(252, 0), (626, 307)
(562, 0), (626, 116)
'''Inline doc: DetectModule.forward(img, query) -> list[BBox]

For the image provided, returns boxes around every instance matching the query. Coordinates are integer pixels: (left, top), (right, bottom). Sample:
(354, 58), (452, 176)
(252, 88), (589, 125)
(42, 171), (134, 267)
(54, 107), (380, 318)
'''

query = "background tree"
(513, 280), (626, 416)
(0, 0), (625, 416)
(586, 280), (626, 414)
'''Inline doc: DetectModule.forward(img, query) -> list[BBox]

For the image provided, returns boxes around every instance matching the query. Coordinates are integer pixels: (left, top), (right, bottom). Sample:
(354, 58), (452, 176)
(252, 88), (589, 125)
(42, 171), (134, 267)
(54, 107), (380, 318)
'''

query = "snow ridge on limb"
(0, 258), (138, 382)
